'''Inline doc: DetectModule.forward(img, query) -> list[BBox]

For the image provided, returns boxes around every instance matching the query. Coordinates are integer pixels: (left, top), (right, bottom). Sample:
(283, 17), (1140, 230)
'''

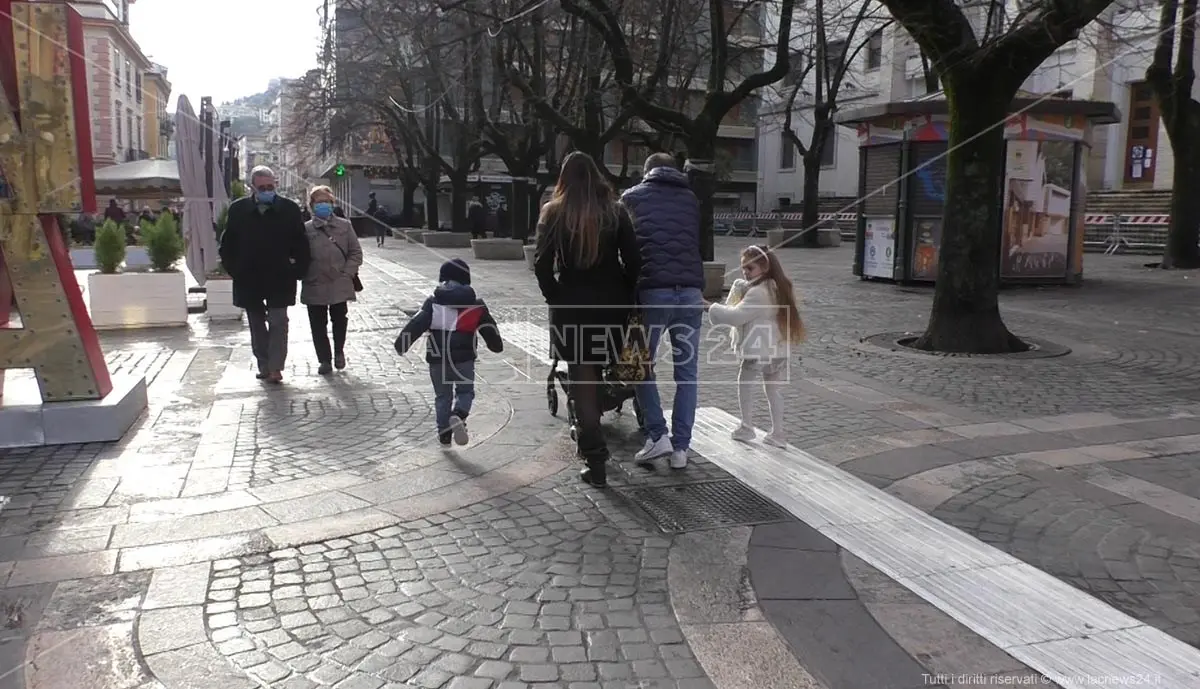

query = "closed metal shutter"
(908, 142), (948, 216)
(862, 144), (901, 216)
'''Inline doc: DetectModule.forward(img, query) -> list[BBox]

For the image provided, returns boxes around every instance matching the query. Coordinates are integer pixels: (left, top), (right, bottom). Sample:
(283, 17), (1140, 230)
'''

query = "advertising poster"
(862, 217), (896, 279)
(910, 217), (942, 280)
(1001, 140), (1074, 278)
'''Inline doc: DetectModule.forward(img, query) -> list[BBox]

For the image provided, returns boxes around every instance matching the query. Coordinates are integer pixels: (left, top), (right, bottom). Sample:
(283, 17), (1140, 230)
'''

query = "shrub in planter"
(142, 212), (185, 272)
(93, 220), (126, 274)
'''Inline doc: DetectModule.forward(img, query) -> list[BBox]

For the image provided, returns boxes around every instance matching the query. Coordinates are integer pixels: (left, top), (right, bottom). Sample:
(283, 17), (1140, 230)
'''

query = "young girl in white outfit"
(707, 245), (805, 447)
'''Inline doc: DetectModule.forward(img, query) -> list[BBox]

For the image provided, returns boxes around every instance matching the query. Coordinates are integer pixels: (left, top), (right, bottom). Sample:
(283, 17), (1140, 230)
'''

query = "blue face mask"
(313, 202), (333, 219)
(256, 190), (276, 204)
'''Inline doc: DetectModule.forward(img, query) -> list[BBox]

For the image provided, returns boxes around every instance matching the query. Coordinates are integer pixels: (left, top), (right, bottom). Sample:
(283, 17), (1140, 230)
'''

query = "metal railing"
(712, 211), (1179, 254)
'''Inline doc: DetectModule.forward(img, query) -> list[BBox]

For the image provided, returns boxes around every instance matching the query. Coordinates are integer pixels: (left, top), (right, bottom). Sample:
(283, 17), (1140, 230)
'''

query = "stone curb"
(667, 527), (823, 689)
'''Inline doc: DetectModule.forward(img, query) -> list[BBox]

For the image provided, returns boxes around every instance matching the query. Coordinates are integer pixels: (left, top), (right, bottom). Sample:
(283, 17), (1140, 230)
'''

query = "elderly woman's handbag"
(319, 227), (363, 292)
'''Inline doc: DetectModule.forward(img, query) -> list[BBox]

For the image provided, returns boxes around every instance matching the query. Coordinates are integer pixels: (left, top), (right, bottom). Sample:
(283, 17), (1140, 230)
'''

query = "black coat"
(534, 205), (640, 365)
(218, 196), (312, 309)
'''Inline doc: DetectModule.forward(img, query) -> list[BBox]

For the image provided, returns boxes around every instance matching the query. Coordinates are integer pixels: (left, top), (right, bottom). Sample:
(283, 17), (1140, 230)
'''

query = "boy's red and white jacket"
(394, 281), (503, 364)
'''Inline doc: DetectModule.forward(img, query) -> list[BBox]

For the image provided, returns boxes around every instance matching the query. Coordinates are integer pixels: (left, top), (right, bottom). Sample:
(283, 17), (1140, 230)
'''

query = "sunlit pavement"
(2, 237), (1200, 688)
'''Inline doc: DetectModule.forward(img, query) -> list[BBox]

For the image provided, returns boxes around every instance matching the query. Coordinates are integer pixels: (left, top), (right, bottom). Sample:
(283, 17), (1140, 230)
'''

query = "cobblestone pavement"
(3, 239), (1200, 689)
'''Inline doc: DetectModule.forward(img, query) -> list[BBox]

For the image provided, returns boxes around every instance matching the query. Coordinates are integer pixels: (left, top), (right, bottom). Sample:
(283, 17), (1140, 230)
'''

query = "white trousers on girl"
(737, 358), (788, 437)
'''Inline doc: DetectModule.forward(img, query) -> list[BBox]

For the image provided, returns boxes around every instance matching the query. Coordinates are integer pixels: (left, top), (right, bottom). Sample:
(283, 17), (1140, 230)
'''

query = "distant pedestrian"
(706, 245), (805, 448)
(394, 258), (503, 446)
(218, 166), (311, 384)
(302, 185), (363, 375)
(468, 200), (487, 239)
(620, 152), (704, 470)
(369, 192), (386, 247)
(534, 151), (641, 487)
(104, 199), (126, 224)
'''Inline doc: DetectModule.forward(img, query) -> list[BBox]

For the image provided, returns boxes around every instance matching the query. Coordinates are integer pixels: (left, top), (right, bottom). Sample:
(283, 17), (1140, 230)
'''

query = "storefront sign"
(1001, 140), (1074, 278)
(909, 217), (942, 280)
(862, 217), (895, 279)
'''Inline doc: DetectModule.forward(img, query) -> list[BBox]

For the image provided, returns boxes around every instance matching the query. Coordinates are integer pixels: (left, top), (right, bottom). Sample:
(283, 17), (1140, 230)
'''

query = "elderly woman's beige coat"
(301, 215), (363, 305)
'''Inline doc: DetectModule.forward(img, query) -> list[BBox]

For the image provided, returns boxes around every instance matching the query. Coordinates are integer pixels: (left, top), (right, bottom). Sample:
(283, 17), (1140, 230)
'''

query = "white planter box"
(205, 278), (242, 320)
(70, 247), (151, 270)
(86, 271), (188, 330)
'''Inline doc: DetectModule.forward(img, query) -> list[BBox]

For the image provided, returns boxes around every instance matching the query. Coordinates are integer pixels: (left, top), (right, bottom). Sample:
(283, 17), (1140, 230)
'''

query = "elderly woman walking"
(302, 185), (363, 375)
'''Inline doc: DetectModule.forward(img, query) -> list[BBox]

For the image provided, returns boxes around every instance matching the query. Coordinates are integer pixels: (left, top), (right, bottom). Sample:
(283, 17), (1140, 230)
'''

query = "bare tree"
(336, 0), (487, 232)
(776, 0), (890, 245)
(1147, 0), (1200, 268)
(880, 0), (1116, 353)
(563, 0), (799, 262)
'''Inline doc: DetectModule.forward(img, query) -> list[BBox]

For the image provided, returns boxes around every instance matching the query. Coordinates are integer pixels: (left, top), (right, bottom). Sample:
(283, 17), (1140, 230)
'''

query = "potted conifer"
(87, 215), (187, 329)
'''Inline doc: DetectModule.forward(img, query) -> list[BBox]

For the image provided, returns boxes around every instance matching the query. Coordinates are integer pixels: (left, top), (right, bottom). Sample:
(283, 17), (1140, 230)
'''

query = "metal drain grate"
(617, 480), (788, 533)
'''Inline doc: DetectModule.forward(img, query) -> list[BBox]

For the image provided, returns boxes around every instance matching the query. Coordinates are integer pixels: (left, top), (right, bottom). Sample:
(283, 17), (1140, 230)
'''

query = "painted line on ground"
(690, 406), (1200, 689)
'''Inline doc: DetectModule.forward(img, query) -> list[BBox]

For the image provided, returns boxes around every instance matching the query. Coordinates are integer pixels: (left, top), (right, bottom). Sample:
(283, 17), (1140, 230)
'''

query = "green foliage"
(93, 220), (126, 274)
(216, 204), (230, 238)
(141, 212), (185, 272)
(231, 179), (247, 199)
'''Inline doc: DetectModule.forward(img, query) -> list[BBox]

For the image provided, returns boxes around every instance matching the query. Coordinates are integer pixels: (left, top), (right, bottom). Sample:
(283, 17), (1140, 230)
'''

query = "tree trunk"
(798, 153), (823, 248)
(450, 176), (469, 232)
(401, 181), (417, 227)
(685, 135), (717, 263)
(913, 83), (1026, 354)
(423, 180), (440, 232)
(511, 176), (533, 243)
(1162, 108), (1200, 268)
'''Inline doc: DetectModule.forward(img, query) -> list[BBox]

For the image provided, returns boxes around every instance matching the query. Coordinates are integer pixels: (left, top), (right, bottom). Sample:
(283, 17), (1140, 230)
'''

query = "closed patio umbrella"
(175, 95), (218, 286)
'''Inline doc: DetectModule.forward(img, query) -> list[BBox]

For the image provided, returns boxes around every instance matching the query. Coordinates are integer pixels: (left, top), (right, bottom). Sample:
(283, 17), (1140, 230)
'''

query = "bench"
(421, 231), (472, 248)
(471, 238), (524, 260)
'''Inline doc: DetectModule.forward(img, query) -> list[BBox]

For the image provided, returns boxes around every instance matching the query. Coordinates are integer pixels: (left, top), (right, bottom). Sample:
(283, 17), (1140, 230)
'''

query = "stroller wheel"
(547, 385), (559, 416)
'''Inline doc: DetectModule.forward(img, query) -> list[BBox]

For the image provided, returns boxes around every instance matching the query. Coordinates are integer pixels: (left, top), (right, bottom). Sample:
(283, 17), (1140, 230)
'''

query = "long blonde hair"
(742, 245), (805, 343)
(538, 151), (616, 267)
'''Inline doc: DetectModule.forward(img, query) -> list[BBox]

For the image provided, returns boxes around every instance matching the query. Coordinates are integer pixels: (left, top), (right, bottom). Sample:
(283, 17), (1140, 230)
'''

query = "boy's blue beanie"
(439, 258), (470, 285)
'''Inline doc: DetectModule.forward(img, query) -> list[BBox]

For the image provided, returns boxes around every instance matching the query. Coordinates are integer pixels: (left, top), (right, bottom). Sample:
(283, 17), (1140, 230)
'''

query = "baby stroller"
(547, 358), (645, 441)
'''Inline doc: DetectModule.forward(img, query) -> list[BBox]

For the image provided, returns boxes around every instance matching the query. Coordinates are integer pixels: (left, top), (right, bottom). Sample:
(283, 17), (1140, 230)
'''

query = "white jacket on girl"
(708, 279), (789, 361)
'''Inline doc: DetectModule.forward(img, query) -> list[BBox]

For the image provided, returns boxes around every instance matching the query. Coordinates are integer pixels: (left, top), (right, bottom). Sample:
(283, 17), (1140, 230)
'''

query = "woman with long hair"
(534, 152), (641, 487)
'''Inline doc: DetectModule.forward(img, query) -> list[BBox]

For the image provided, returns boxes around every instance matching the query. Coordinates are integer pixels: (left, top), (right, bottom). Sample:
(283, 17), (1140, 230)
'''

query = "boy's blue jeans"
(429, 359), (476, 431)
(634, 286), (704, 451)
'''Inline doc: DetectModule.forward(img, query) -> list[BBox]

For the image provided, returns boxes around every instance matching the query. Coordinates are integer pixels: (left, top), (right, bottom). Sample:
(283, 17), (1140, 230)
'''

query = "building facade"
(756, 2), (1186, 211)
(142, 63), (171, 158)
(71, 0), (171, 170)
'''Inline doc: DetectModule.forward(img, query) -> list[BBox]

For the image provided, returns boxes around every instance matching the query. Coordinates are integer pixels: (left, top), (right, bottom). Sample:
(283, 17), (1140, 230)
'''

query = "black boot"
(578, 432), (609, 488)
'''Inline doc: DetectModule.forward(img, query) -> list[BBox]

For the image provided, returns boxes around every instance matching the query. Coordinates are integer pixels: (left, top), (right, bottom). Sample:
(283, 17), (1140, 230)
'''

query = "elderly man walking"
(218, 166), (311, 384)
(620, 153), (705, 470)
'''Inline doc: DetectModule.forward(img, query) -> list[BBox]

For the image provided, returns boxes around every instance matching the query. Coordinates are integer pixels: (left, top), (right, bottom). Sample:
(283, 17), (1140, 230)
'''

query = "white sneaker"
(635, 435), (672, 463)
(669, 450), (689, 470)
(731, 426), (756, 442)
(763, 434), (788, 449)
(448, 415), (469, 445)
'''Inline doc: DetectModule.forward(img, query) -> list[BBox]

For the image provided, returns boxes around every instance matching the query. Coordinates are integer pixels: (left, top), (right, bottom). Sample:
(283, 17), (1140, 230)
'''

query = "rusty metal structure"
(0, 1), (111, 402)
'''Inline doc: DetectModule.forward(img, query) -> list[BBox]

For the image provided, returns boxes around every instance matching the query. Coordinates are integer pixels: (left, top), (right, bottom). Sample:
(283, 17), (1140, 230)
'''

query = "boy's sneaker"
(437, 429), (452, 446)
(731, 426), (756, 442)
(669, 450), (688, 470)
(635, 435), (672, 464)
(448, 412), (469, 445)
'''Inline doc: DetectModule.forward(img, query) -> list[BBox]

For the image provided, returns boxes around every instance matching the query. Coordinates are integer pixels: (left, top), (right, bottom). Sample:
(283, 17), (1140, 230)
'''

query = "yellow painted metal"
(14, 2), (82, 214)
(0, 2), (104, 401)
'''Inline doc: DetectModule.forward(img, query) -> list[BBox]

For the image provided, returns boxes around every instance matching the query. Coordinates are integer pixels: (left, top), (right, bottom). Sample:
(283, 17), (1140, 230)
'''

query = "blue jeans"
(429, 359), (476, 431)
(634, 286), (703, 451)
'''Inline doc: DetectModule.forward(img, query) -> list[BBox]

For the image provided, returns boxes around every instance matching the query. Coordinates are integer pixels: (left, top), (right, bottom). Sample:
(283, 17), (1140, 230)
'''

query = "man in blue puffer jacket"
(620, 153), (705, 470)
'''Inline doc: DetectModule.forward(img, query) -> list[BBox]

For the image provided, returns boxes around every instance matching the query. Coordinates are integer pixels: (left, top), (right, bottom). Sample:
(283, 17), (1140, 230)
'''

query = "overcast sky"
(130, 0), (322, 108)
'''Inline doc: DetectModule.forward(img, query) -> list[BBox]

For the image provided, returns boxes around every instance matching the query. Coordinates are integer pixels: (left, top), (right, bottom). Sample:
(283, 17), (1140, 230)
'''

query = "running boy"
(395, 259), (503, 445)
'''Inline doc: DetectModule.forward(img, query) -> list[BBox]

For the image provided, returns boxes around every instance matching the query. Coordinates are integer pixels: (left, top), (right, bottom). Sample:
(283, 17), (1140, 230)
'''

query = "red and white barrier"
(714, 212), (1172, 225)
